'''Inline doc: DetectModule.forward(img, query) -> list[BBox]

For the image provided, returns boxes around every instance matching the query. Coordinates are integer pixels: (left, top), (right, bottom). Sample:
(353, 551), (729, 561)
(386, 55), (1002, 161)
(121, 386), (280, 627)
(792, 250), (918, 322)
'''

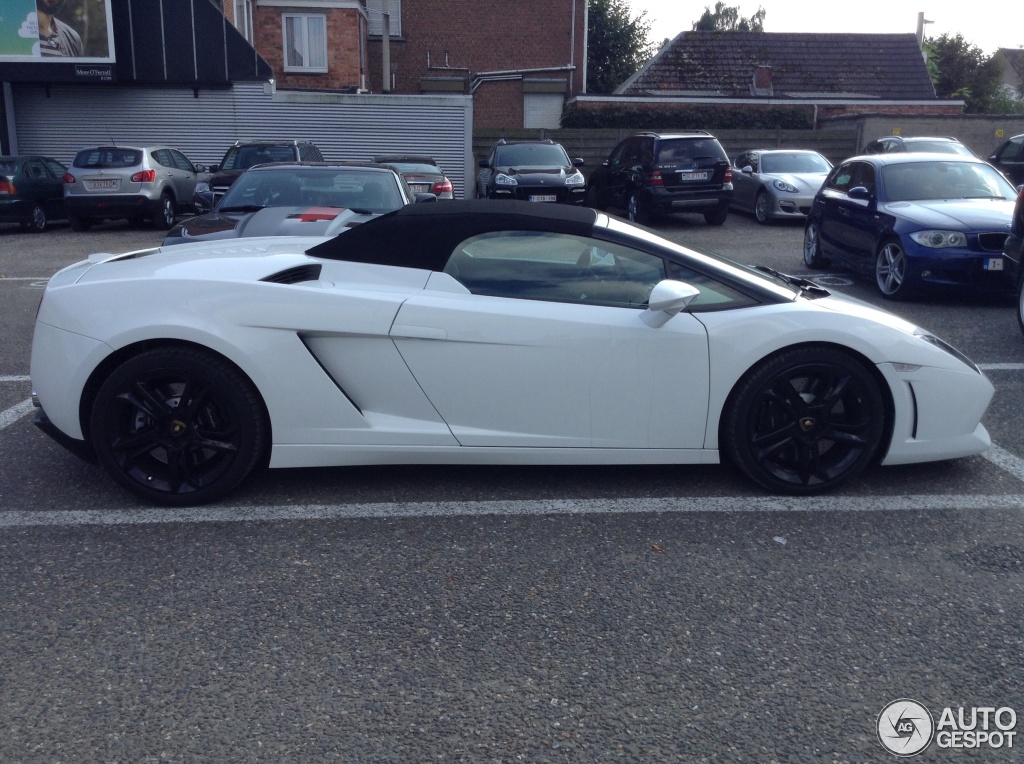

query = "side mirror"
(741, 165), (754, 175)
(848, 186), (873, 201)
(641, 280), (701, 328)
(208, 165), (219, 173)
(478, 158), (490, 168)
(194, 164), (208, 173)
(414, 193), (438, 204)
(573, 158), (585, 167)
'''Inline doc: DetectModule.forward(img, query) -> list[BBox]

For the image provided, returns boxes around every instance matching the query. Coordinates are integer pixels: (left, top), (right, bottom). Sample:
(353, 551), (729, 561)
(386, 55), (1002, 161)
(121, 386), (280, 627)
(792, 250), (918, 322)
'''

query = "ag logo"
(878, 699), (935, 756)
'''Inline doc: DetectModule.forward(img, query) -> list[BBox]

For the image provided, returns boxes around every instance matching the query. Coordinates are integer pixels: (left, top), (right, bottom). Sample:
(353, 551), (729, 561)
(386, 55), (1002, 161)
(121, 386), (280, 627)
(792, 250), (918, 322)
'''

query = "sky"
(633, 1), (1023, 56)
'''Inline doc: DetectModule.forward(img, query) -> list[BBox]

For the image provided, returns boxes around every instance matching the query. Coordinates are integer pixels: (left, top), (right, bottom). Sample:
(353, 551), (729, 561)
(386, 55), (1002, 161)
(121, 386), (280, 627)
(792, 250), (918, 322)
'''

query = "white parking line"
(0, 376), (30, 383)
(2, 494), (1023, 529)
(0, 399), (34, 431)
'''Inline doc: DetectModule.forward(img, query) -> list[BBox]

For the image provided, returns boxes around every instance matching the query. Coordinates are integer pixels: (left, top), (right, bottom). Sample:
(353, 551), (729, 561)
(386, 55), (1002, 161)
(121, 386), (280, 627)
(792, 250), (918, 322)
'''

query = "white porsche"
(30, 201), (994, 505)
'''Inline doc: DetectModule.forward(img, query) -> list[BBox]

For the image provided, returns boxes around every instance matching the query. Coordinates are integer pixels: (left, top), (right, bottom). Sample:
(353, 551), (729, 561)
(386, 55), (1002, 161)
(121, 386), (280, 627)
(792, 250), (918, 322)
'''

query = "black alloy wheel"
(89, 347), (268, 505)
(722, 346), (886, 494)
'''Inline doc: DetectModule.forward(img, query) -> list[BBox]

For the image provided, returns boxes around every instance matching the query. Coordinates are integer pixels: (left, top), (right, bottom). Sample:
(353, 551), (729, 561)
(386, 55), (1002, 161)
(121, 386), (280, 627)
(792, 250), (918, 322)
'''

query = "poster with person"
(0, 0), (113, 61)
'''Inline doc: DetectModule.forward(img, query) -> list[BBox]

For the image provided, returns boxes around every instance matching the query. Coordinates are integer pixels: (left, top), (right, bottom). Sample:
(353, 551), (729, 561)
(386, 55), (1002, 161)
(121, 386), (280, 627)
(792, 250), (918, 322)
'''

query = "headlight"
(914, 328), (980, 373)
(772, 179), (799, 193)
(495, 173), (517, 186)
(195, 181), (210, 194)
(909, 230), (967, 248)
(565, 172), (585, 186)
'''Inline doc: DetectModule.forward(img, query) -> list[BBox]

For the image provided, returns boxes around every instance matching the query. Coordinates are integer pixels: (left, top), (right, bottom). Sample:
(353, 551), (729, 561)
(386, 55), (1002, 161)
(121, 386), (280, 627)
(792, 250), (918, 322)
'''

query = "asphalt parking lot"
(1, 212), (1022, 762)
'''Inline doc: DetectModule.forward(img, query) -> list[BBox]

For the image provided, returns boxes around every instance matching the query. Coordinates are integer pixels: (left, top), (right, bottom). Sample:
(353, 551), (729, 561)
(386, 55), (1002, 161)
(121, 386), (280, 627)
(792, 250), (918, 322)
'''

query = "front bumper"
(903, 237), (1015, 293)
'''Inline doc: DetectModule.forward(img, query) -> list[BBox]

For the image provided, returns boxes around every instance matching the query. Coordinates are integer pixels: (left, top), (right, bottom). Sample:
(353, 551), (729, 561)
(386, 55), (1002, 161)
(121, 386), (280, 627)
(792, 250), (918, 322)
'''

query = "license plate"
(677, 171), (709, 181)
(87, 179), (118, 190)
(410, 184), (430, 193)
(984, 258), (1004, 271)
(529, 195), (557, 202)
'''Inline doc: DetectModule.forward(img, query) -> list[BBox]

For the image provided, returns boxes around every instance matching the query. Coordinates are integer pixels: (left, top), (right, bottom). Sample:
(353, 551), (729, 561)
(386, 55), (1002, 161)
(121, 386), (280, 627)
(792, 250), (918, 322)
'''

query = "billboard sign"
(0, 0), (114, 62)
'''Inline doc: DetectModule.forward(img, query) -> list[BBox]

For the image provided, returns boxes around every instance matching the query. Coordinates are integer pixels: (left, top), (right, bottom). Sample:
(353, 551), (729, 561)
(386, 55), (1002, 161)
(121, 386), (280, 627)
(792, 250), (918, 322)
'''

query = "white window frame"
(233, 0), (254, 42)
(282, 13), (328, 73)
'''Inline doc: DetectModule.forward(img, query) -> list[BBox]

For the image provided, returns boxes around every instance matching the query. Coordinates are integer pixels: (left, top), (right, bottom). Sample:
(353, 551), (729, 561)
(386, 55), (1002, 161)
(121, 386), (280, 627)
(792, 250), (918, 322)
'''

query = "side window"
(608, 140), (630, 165)
(26, 158), (48, 179)
(666, 261), (758, 311)
(171, 149), (196, 173)
(850, 161), (876, 194)
(152, 149), (175, 169)
(44, 158), (66, 178)
(827, 162), (856, 192)
(443, 231), (666, 308)
(999, 138), (1024, 162)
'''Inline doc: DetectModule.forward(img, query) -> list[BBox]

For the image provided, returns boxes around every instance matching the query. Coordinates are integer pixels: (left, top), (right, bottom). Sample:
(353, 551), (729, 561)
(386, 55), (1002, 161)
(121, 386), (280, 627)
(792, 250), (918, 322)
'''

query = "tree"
(587, 0), (654, 94)
(692, 2), (765, 32)
(924, 33), (1003, 114)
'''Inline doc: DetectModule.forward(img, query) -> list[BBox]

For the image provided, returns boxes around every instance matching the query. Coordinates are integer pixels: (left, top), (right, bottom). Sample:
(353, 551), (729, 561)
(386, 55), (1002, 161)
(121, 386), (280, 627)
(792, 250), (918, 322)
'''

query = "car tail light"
(432, 179), (453, 195)
(131, 169), (157, 183)
(63, 172), (75, 184)
(644, 170), (664, 187)
(0, 178), (14, 195)
(724, 166), (733, 182)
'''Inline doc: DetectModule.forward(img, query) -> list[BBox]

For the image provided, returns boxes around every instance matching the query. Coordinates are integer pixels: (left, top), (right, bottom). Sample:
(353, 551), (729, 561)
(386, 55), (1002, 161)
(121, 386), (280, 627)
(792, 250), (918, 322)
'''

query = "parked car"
(31, 200), (994, 505)
(164, 162), (430, 246)
(585, 131), (733, 225)
(730, 149), (832, 224)
(0, 155), (67, 232)
(195, 140), (325, 213)
(372, 155), (454, 199)
(803, 154), (1017, 299)
(476, 139), (585, 204)
(988, 133), (1024, 187)
(1003, 186), (1024, 332)
(862, 135), (978, 158)
(63, 145), (207, 230)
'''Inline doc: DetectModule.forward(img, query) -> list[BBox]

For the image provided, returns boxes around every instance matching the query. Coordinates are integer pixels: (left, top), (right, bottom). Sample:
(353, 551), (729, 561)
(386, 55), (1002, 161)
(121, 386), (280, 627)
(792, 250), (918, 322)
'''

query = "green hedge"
(561, 104), (812, 130)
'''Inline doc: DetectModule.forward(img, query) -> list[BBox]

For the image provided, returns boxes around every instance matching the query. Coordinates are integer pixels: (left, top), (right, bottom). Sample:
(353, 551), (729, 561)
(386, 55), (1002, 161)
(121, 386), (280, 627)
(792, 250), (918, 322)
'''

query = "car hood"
(164, 206), (377, 245)
(883, 198), (1016, 229)
(764, 172), (829, 192)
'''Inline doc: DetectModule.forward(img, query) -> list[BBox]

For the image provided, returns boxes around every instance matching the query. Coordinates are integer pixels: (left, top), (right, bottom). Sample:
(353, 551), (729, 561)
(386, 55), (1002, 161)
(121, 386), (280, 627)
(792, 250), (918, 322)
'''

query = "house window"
(283, 14), (328, 73)
(233, 0), (253, 42)
(366, 0), (402, 36)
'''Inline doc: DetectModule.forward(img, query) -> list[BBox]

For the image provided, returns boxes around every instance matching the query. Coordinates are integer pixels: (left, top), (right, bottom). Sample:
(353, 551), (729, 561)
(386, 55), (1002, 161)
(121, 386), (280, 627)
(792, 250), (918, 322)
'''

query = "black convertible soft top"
(305, 200), (600, 271)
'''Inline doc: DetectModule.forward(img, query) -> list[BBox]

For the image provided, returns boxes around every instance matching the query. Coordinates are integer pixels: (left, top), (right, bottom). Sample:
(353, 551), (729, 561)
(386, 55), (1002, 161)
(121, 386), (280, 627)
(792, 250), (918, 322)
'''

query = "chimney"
(752, 65), (773, 97)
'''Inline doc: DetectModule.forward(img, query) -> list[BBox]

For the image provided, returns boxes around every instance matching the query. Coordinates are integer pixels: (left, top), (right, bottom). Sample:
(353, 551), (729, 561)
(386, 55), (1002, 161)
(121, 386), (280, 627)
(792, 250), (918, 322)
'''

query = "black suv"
(585, 131), (733, 225)
(195, 140), (324, 212)
(475, 139), (585, 204)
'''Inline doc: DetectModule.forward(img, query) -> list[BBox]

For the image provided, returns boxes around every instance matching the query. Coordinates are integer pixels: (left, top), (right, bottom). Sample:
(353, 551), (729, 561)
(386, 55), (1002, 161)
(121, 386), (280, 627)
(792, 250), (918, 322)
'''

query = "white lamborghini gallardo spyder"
(30, 200), (994, 505)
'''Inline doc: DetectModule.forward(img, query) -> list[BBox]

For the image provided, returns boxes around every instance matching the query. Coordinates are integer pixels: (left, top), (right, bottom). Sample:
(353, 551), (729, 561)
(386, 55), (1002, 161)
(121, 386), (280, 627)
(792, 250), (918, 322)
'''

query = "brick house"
(569, 31), (965, 123)
(220, 0), (587, 129)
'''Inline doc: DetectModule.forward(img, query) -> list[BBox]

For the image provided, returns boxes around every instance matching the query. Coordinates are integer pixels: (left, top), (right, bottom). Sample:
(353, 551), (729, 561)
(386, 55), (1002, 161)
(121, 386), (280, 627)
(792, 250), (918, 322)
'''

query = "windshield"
(0, 159), (16, 174)
(906, 141), (975, 156)
(882, 161), (1017, 202)
(219, 168), (405, 212)
(221, 145), (298, 171)
(655, 139), (728, 164)
(493, 144), (571, 167)
(760, 152), (831, 174)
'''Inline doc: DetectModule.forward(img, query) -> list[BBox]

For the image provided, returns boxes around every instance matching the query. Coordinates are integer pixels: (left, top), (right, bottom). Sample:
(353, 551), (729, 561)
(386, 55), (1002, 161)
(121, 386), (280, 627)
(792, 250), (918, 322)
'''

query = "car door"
(605, 137), (643, 210)
(22, 157), (63, 218)
(991, 136), (1024, 186)
(168, 149), (200, 206)
(41, 158), (68, 219)
(816, 160), (880, 268)
(390, 230), (711, 449)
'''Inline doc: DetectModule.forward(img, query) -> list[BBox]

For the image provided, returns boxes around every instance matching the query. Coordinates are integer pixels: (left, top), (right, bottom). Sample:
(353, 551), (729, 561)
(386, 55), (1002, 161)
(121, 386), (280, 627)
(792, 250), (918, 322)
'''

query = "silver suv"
(64, 145), (207, 230)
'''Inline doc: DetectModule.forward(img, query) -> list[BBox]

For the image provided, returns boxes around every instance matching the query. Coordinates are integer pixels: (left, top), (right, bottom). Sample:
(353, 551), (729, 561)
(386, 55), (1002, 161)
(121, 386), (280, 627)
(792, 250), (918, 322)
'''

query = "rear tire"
(585, 183), (605, 210)
(89, 346), (268, 506)
(704, 202), (729, 226)
(722, 346), (886, 494)
(627, 191), (650, 225)
(802, 220), (828, 269)
(21, 203), (47, 232)
(153, 194), (176, 230)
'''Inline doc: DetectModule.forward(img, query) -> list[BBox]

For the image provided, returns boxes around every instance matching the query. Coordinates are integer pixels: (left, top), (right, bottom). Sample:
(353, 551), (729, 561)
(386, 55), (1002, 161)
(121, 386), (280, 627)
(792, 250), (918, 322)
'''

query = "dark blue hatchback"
(802, 154), (1017, 299)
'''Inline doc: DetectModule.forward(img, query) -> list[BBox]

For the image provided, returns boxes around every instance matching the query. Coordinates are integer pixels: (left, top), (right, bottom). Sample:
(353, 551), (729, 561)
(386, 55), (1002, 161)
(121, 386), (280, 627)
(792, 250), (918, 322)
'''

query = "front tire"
(585, 183), (605, 211)
(89, 346), (268, 506)
(802, 220), (828, 269)
(722, 346), (886, 494)
(875, 239), (911, 299)
(152, 194), (176, 230)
